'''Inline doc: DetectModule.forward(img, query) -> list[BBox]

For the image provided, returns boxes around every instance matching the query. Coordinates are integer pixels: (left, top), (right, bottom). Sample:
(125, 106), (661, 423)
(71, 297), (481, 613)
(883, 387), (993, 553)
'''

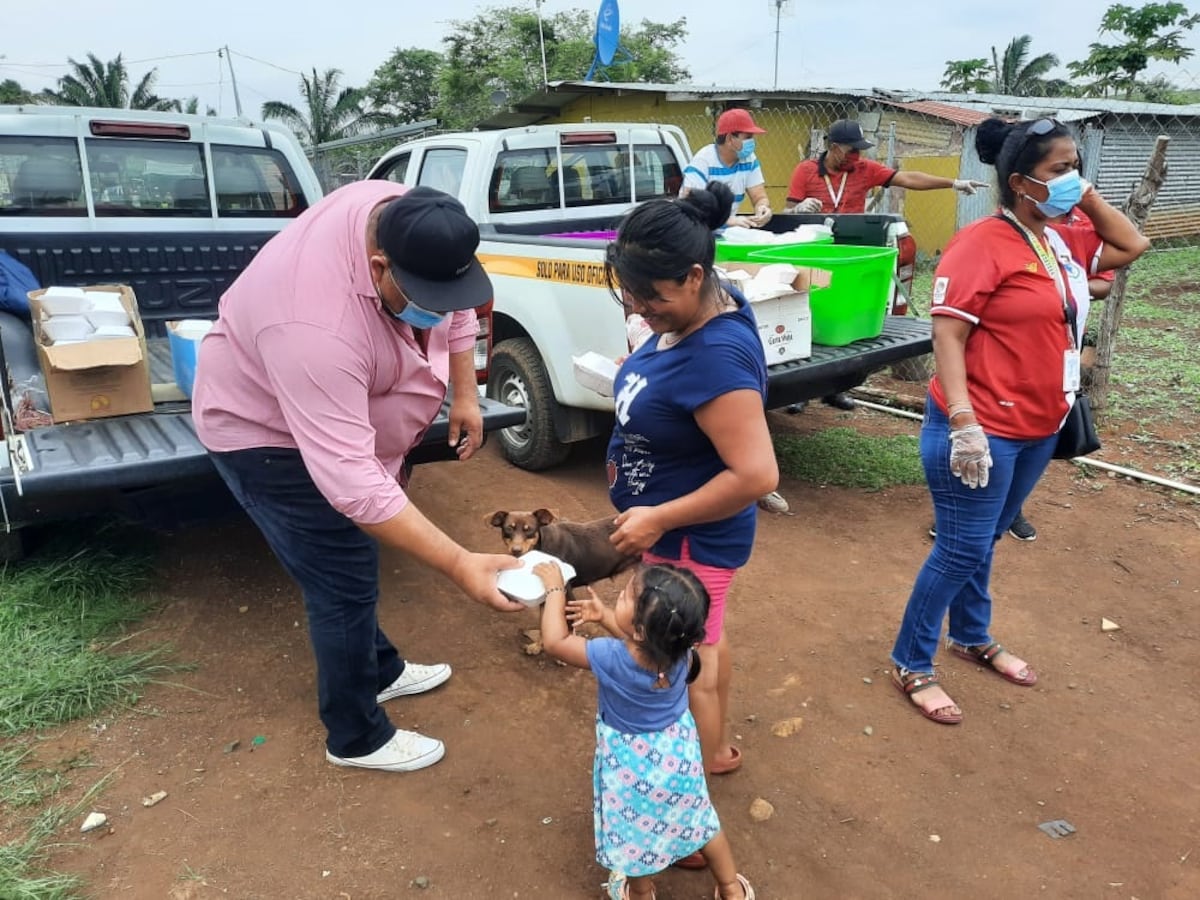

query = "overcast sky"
(3, 0), (1198, 118)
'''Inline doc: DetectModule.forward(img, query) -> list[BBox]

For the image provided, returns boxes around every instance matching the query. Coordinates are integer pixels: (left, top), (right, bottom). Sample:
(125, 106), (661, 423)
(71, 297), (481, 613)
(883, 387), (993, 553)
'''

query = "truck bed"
(1, 334), (526, 532)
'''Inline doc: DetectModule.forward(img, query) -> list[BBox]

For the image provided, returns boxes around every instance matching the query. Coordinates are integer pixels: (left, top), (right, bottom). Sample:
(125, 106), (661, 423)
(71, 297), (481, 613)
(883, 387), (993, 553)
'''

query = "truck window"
(85, 138), (210, 217)
(377, 152), (411, 185)
(211, 145), (307, 218)
(490, 149), (558, 212)
(416, 148), (466, 198)
(0, 137), (86, 216)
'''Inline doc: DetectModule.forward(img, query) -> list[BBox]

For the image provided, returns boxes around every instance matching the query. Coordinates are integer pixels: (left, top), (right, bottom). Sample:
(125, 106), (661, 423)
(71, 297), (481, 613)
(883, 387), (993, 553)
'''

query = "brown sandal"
(947, 640), (1038, 686)
(891, 666), (963, 725)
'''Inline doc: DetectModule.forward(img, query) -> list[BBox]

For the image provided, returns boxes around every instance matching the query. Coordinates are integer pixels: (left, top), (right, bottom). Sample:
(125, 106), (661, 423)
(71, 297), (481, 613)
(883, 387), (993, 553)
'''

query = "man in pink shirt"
(194, 182), (523, 773)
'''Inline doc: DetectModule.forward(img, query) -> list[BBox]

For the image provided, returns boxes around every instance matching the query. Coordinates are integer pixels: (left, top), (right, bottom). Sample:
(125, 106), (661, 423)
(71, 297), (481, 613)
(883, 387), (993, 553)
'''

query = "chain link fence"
(619, 86), (1198, 261)
(301, 74), (1199, 261)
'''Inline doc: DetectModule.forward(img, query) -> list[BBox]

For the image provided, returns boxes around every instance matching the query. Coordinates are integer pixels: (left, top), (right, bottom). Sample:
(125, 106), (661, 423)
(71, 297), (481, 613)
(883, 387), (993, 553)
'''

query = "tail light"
(893, 232), (918, 316)
(473, 300), (493, 384)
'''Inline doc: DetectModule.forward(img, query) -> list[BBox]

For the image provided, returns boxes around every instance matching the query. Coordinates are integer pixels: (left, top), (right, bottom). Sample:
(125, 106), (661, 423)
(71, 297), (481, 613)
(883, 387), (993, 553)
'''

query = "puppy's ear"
(534, 508), (557, 526)
(487, 511), (508, 527)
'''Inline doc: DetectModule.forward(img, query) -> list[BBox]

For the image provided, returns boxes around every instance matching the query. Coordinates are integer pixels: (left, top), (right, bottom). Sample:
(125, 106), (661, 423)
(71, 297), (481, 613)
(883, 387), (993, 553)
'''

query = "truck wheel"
(487, 338), (571, 471)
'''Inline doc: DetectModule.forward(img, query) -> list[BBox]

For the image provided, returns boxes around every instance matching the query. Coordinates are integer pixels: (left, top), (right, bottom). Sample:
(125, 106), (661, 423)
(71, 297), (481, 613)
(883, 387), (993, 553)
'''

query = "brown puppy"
(487, 508), (639, 588)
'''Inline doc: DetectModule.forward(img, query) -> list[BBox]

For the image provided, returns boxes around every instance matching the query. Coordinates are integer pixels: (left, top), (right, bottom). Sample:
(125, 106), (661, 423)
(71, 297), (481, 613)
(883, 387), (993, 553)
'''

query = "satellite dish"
(585, 0), (633, 81)
(595, 0), (621, 66)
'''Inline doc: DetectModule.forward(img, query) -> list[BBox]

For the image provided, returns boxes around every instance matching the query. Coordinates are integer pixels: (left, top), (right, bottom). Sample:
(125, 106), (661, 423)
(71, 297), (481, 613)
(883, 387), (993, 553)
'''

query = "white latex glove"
(948, 424), (992, 489)
(794, 197), (823, 213)
(953, 179), (989, 195)
(728, 215), (759, 229)
(752, 203), (773, 227)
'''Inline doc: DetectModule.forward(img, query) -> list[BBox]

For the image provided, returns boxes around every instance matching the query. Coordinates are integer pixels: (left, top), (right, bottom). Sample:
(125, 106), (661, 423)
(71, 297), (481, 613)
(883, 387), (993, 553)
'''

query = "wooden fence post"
(1089, 135), (1170, 412)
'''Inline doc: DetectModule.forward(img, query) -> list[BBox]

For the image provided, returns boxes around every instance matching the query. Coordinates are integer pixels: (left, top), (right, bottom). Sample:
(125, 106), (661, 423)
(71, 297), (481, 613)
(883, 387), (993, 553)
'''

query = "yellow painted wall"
(895, 155), (959, 255)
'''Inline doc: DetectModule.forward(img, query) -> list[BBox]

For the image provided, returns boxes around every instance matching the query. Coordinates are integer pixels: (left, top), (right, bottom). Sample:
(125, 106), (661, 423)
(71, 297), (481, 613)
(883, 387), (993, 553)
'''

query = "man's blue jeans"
(891, 399), (1057, 673)
(209, 448), (404, 758)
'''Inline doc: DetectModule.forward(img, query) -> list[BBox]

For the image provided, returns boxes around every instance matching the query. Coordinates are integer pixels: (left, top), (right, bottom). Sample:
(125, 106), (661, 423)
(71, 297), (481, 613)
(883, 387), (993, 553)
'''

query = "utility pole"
(773, 0), (783, 89)
(535, 0), (550, 87)
(221, 46), (244, 118)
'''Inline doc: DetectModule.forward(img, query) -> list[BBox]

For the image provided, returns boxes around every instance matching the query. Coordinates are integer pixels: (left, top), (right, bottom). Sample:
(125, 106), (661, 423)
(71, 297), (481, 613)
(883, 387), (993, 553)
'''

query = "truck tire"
(487, 338), (571, 471)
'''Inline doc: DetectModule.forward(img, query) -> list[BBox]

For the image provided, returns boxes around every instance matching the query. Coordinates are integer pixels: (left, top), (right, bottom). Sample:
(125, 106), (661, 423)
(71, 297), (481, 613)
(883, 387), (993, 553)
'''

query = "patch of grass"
(0, 524), (179, 736)
(774, 427), (925, 491)
(0, 522), (181, 898)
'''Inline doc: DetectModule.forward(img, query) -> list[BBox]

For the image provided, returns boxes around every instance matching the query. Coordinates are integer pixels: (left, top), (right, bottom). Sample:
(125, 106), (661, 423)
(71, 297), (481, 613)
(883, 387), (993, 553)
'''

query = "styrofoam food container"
(89, 324), (137, 339)
(38, 287), (90, 316)
(496, 550), (577, 606)
(573, 351), (619, 398)
(85, 292), (126, 312)
(41, 315), (94, 342)
(85, 308), (131, 328)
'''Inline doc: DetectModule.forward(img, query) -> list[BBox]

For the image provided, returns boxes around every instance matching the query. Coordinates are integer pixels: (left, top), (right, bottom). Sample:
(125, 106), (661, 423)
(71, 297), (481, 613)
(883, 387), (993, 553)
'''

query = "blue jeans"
(891, 398), (1057, 673)
(209, 448), (405, 758)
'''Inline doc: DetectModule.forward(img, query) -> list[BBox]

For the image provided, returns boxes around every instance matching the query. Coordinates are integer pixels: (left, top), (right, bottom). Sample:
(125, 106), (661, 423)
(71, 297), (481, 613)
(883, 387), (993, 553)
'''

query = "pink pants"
(643, 538), (737, 645)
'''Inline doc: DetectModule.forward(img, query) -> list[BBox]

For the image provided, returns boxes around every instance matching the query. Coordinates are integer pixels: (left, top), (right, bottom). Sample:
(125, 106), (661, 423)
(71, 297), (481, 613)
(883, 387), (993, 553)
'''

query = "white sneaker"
(326, 729), (445, 772)
(757, 491), (790, 514)
(377, 662), (451, 703)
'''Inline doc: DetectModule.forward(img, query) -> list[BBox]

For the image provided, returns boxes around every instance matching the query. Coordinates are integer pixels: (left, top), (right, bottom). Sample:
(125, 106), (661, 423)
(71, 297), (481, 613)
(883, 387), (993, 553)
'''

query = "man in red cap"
(680, 107), (773, 228)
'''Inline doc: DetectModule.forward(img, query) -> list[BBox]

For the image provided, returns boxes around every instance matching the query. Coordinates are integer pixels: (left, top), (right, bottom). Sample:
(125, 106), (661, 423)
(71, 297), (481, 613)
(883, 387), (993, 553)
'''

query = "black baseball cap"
(828, 119), (874, 150)
(377, 186), (493, 312)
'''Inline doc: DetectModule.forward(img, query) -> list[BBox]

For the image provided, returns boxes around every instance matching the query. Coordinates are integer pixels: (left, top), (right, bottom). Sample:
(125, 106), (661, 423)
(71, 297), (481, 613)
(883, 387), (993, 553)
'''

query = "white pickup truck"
(368, 123), (930, 470)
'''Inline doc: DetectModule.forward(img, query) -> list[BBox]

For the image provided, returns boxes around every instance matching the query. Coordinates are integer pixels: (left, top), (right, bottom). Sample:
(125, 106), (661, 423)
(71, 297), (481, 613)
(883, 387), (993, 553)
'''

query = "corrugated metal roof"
(914, 90), (1200, 118)
(875, 100), (989, 126)
(476, 82), (1200, 130)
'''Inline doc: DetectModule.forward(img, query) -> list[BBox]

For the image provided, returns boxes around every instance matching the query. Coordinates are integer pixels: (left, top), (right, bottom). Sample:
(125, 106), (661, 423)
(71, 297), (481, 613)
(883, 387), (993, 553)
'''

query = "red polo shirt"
(928, 216), (1102, 440)
(786, 153), (896, 213)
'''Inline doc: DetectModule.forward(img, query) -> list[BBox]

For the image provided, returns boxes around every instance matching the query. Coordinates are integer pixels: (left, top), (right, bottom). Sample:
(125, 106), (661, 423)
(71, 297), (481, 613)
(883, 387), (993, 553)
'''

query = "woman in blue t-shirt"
(534, 561), (756, 900)
(602, 182), (779, 788)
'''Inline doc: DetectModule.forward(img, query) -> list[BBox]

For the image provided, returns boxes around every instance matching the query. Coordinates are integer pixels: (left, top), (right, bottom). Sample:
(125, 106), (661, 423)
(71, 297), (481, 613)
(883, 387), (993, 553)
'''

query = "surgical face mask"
(736, 138), (756, 161)
(1023, 170), (1083, 218)
(382, 269), (447, 329)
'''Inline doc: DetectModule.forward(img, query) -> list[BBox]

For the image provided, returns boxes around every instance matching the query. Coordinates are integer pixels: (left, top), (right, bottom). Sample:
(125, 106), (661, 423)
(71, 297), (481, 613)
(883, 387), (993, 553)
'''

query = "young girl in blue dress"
(534, 560), (755, 900)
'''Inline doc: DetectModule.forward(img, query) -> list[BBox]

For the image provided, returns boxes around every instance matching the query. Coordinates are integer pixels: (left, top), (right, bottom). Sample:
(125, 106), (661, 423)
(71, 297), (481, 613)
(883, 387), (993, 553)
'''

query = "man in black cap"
(194, 182), (524, 773)
(784, 119), (986, 411)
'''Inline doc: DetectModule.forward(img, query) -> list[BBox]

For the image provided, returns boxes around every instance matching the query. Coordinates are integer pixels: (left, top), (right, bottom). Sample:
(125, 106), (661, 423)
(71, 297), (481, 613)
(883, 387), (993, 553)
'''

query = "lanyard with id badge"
(996, 211), (1084, 392)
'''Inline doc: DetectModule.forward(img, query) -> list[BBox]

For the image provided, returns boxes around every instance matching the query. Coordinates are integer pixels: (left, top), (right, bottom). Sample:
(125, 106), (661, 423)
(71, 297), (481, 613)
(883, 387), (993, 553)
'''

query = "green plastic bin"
(715, 232), (834, 264)
(745, 244), (898, 346)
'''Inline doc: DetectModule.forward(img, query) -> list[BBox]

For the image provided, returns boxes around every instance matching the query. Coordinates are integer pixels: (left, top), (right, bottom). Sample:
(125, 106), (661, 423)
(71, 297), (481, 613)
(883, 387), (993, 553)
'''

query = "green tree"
(0, 78), (34, 104)
(990, 35), (1060, 96)
(366, 48), (445, 125)
(40, 53), (174, 110)
(260, 68), (384, 149)
(1068, 2), (1200, 98)
(940, 58), (993, 92)
(437, 5), (690, 130)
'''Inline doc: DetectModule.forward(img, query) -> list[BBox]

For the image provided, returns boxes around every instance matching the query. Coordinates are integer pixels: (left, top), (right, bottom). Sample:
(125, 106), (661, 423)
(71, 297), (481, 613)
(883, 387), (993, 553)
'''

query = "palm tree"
(940, 58), (993, 93)
(260, 68), (383, 149)
(40, 53), (174, 110)
(991, 36), (1060, 96)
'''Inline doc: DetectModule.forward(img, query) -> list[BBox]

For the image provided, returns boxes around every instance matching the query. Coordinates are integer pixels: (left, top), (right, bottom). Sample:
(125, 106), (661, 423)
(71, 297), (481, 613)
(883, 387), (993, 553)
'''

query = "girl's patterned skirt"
(593, 710), (720, 877)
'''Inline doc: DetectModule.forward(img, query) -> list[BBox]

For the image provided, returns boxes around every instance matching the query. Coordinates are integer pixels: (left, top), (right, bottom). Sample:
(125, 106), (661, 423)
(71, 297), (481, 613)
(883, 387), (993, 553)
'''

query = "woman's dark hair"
(976, 116), (1073, 209)
(603, 182), (734, 304)
(632, 564), (710, 685)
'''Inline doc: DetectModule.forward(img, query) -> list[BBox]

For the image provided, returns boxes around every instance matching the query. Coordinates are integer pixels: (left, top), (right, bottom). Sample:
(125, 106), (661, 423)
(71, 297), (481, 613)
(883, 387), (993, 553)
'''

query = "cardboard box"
(28, 284), (153, 423)
(722, 263), (831, 365)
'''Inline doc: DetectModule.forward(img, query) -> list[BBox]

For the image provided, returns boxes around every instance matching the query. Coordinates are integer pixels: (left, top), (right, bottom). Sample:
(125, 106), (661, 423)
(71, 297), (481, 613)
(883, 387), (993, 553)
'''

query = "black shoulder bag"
(993, 214), (1100, 459)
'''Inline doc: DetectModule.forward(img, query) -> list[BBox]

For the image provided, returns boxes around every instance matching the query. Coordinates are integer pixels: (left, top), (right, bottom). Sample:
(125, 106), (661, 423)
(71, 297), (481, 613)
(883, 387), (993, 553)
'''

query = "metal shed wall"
(1096, 115), (1200, 241)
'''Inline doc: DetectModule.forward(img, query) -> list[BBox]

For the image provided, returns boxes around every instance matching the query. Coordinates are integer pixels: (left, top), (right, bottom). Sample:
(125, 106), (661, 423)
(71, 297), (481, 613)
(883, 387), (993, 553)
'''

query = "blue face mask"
(381, 269), (447, 329)
(737, 138), (756, 161)
(1024, 170), (1083, 218)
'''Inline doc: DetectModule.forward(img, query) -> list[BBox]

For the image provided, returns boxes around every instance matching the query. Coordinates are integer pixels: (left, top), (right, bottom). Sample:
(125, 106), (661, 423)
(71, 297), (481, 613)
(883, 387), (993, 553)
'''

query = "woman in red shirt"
(890, 117), (1149, 725)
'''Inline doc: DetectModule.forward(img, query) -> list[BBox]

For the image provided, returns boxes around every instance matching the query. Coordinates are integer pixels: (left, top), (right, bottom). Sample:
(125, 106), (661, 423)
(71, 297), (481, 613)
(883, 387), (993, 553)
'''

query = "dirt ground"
(31, 402), (1200, 900)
